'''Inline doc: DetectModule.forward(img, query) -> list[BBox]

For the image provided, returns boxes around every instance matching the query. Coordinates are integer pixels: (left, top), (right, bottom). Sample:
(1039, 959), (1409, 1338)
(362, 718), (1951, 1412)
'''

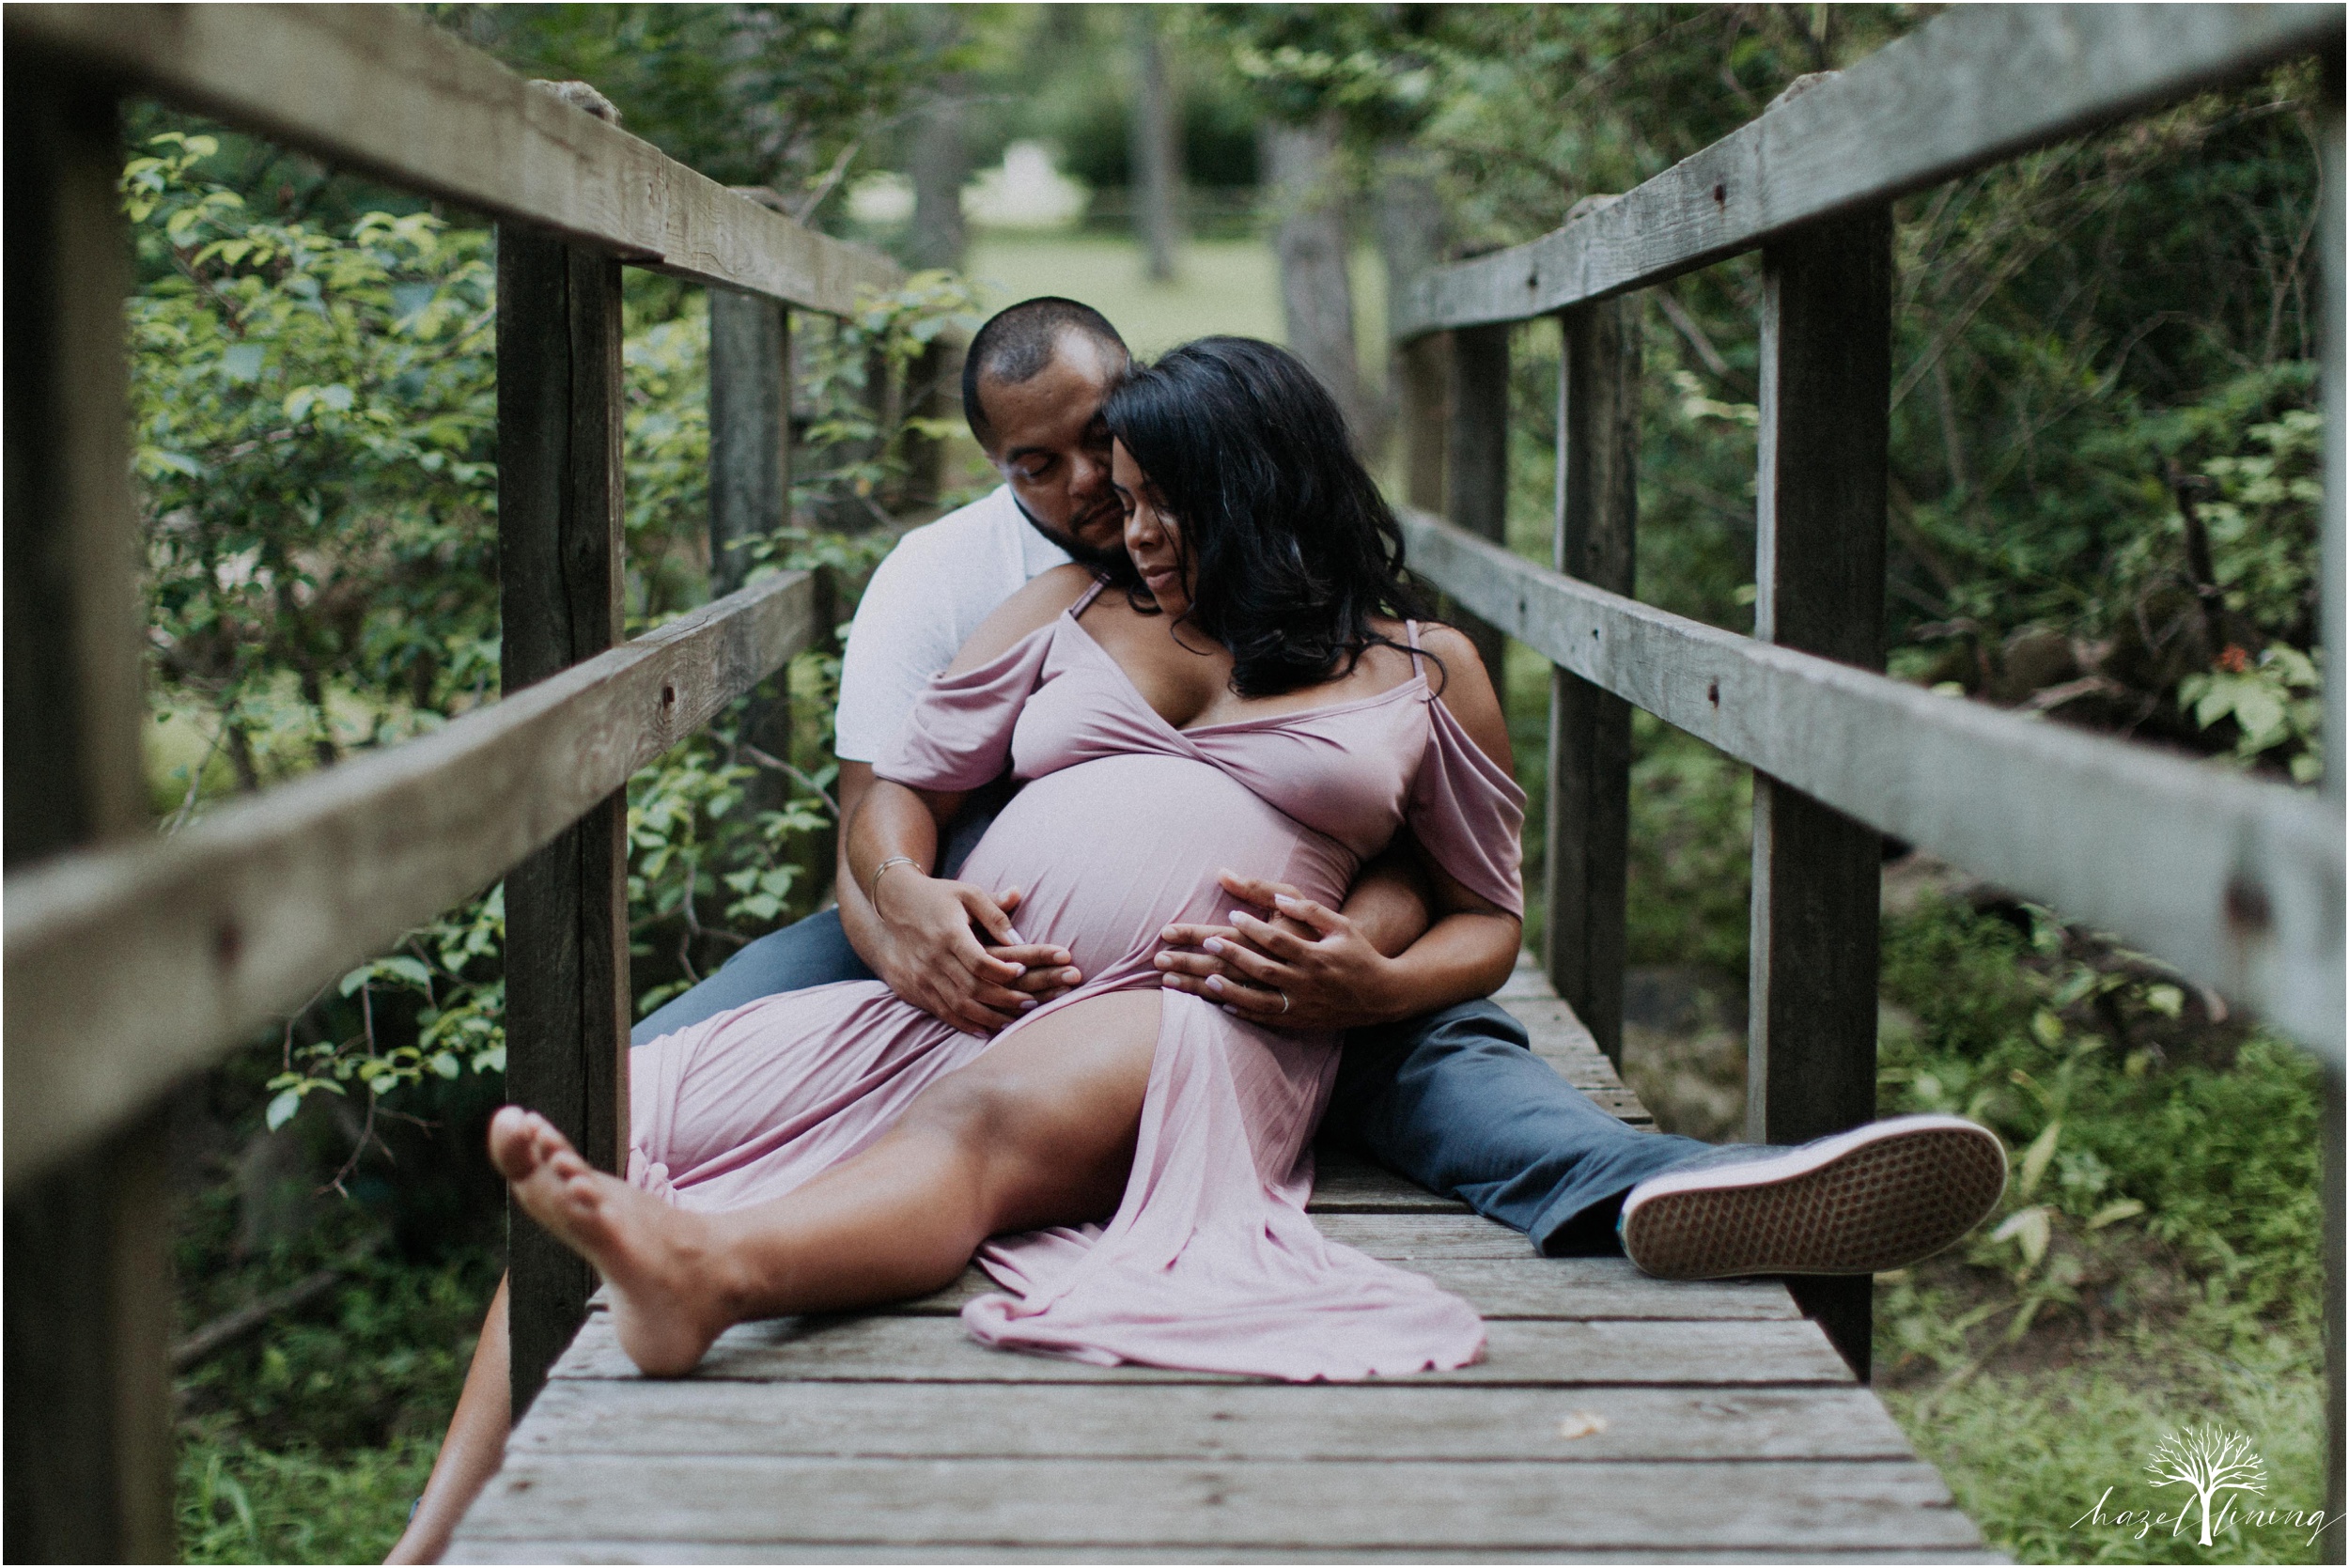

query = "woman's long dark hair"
(1098, 335), (1434, 699)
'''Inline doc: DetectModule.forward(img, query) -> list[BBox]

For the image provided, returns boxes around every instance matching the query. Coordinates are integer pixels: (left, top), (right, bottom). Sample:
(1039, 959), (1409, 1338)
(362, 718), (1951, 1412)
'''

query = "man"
(637, 296), (2006, 1279)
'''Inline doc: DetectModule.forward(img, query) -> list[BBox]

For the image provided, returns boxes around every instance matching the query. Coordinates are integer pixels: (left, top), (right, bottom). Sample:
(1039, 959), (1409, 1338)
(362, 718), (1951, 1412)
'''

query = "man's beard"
(1011, 490), (1143, 590)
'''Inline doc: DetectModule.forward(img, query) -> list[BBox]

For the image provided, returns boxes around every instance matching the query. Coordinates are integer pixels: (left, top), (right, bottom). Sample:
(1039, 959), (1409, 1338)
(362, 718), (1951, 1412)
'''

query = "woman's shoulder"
(1389, 619), (1510, 771)
(943, 565), (1097, 675)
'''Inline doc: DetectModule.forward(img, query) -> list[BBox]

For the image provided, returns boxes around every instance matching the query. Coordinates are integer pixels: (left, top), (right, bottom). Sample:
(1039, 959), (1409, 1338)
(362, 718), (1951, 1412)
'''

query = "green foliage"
(1885, 1342), (2326, 1564)
(1624, 711), (1752, 973)
(180, 1427), (441, 1565)
(1204, 8), (2325, 781)
(127, 125), (968, 1121)
(1877, 894), (2322, 1360)
(128, 132), (500, 788)
(428, 4), (949, 223)
(2179, 642), (2324, 781)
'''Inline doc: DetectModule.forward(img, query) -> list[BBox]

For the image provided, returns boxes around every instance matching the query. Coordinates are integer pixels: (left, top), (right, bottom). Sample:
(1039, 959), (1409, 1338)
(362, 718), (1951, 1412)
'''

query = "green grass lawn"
(963, 230), (1388, 370)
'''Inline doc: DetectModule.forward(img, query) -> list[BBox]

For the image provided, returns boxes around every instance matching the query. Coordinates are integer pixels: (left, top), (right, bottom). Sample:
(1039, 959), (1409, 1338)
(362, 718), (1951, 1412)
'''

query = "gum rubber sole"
(1618, 1115), (2009, 1279)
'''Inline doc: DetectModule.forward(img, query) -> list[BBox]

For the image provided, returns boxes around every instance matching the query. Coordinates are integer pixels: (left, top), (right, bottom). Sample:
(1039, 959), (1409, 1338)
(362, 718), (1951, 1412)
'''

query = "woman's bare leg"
(384, 1276), (510, 1564)
(490, 992), (1160, 1376)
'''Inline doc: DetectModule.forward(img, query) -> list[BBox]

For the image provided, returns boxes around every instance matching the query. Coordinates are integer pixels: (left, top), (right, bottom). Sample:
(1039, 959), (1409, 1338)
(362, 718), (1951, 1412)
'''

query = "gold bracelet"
(867, 854), (920, 914)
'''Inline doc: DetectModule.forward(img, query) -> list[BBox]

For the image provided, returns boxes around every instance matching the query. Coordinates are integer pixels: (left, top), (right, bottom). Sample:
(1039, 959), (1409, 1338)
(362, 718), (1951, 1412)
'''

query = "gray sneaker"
(1617, 1113), (2008, 1279)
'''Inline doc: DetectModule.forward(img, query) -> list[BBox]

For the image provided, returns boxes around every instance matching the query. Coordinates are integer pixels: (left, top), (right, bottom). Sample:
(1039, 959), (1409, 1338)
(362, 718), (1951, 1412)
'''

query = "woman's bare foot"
(487, 1107), (736, 1376)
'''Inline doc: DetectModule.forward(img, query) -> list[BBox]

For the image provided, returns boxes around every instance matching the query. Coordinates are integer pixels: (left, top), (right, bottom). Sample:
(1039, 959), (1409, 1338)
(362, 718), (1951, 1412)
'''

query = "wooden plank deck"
(448, 958), (1995, 1562)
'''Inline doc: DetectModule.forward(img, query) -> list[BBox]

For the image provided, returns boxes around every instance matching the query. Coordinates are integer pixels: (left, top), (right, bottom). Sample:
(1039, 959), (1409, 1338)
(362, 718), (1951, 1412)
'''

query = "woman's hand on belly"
(1154, 875), (1401, 1032)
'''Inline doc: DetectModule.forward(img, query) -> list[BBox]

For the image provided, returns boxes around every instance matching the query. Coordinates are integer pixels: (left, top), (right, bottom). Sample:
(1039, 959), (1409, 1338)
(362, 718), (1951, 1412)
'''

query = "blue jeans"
(1329, 999), (1711, 1254)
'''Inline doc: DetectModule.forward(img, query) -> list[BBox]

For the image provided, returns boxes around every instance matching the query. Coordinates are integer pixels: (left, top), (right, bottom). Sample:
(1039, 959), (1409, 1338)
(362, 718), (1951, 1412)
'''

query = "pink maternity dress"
(628, 586), (1526, 1380)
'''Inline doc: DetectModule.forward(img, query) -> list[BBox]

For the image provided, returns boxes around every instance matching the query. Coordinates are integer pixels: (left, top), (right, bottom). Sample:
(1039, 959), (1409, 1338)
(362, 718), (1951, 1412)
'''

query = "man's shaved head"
(962, 297), (1128, 450)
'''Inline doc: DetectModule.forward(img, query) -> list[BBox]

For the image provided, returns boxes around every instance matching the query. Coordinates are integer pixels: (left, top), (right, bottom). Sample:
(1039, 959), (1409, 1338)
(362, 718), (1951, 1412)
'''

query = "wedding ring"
(1276, 988), (1291, 1016)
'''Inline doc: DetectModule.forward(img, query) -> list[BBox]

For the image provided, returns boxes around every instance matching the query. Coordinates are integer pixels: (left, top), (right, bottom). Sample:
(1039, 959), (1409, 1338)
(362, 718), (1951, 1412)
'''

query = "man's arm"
(836, 768), (1081, 1035)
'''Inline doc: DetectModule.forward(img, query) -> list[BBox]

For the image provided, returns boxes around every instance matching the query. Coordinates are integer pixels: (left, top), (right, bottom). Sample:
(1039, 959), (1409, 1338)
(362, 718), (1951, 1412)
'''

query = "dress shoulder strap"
(1071, 577), (1110, 617)
(1403, 619), (1426, 677)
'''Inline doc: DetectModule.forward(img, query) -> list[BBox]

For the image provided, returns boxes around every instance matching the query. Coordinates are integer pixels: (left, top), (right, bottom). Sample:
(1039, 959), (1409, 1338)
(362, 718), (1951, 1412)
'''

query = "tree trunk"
(908, 10), (968, 275)
(1265, 115), (1370, 450)
(1372, 139), (1446, 471)
(1130, 9), (1182, 284)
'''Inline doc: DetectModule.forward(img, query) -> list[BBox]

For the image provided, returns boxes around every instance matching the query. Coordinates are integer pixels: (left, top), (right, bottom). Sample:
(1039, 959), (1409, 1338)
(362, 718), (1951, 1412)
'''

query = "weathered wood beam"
(1, 55), (175, 1562)
(1393, 511), (2346, 1068)
(1396, 332), (1451, 513)
(1543, 300), (1639, 1066)
(708, 289), (790, 600)
(2318, 54), (2345, 1568)
(2, 4), (905, 318)
(1, 570), (818, 1189)
(707, 287), (799, 828)
(497, 228), (630, 1415)
(1445, 324), (1512, 680)
(1745, 209), (1894, 1378)
(1396, 5), (2340, 337)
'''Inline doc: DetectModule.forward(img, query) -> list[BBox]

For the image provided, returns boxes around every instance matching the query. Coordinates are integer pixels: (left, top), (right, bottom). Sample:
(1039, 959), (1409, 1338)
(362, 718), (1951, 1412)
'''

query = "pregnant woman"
(490, 336), (1522, 1386)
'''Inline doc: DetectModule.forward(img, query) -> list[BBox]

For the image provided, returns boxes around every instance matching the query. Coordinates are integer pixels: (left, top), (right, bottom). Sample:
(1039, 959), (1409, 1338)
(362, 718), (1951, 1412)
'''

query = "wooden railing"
(1389, 0), (2343, 1453)
(1, 7), (931, 1558)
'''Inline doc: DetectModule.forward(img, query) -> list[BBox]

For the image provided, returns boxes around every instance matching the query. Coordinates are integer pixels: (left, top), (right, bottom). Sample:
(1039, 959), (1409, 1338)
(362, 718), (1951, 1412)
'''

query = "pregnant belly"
(954, 754), (1356, 987)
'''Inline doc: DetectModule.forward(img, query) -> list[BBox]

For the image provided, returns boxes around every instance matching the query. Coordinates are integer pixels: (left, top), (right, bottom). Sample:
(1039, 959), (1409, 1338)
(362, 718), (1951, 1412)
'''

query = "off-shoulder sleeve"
(873, 621), (1055, 792)
(1406, 694), (1528, 918)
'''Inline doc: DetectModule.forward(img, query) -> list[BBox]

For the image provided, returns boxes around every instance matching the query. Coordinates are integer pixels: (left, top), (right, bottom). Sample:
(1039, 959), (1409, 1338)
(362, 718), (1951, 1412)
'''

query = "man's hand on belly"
(1153, 871), (1403, 1032)
(872, 877), (1084, 1034)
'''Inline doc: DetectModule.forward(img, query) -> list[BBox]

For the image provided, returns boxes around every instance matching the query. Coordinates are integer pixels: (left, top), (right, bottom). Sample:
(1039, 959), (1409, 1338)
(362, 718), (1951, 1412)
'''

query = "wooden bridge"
(4, 4), (2341, 1562)
(451, 961), (1991, 1562)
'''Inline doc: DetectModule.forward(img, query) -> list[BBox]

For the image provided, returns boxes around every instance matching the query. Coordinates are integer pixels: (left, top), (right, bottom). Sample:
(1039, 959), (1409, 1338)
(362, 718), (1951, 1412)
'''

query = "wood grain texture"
(3, 571), (817, 1184)
(546, 1312), (1856, 1386)
(707, 289), (788, 598)
(508, 1379), (1901, 1462)
(497, 232), (631, 1416)
(454, 969), (1988, 1560)
(1303, 1149), (1468, 1212)
(1544, 298), (1640, 1065)
(2, 5), (906, 317)
(1397, 332), (1451, 515)
(455, 1454), (1975, 1551)
(2322, 72), (2346, 1561)
(1395, 4), (2339, 334)
(1744, 210), (1892, 1376)
(859, 1256), (1795, 1322)
(0, 64), (177, 1559)
(1395, 510), (2344, 1063)
(451, 1545), (2007, 1564)
(1445, 323), (1512, 678)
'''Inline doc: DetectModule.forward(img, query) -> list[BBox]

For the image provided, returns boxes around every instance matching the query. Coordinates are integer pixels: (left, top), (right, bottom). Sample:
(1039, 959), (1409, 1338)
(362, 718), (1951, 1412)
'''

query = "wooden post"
(496, 227), (630, 1417)
(0, 62), (176, 1563)
(903, 337), (957, 510)
(1445, 323), (1511, 680)
(708, 284), (798, 843)
(2317, 53), (2343, 1568)
(1397, 331), (1451, 512)
(708, 287), (788, 598)
(1544, 300), (1640, 1065)
(1747, 207), (1892, 1379)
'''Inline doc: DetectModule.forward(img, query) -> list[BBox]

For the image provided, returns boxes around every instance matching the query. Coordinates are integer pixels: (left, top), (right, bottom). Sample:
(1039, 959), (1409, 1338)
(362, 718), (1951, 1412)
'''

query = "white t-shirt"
(833, 485), (1073, 762)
